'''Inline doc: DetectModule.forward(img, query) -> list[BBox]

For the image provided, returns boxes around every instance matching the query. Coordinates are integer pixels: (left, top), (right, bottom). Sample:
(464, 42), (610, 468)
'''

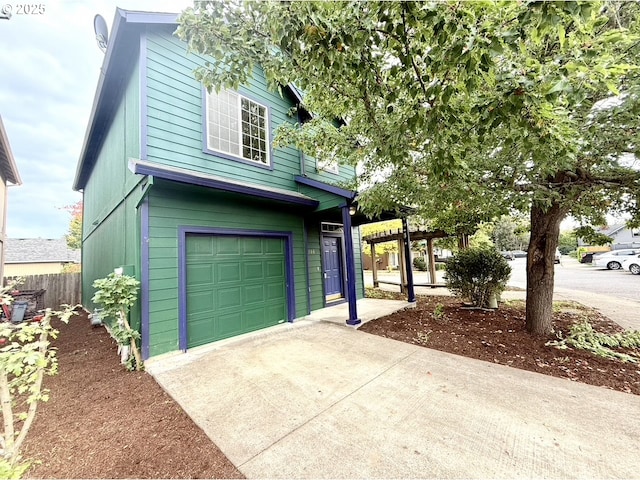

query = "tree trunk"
(526, 201), (567, 335)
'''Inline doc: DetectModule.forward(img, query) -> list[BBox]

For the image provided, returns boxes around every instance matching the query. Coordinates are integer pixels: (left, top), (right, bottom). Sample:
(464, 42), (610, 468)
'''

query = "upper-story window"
(317, 157), (339, 175)
(205, 89), (270, 166)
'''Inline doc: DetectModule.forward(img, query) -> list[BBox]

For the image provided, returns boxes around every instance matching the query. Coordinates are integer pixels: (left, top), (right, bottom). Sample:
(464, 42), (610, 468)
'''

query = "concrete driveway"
(148, 321), (640, 479)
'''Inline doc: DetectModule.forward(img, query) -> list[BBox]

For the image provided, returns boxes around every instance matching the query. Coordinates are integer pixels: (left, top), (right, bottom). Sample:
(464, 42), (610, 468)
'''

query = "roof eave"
(0, 116), (22, 185)
(73, 9), (180, 191)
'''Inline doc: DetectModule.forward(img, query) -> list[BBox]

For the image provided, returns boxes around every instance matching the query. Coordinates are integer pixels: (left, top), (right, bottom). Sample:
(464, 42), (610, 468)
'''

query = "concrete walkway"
(148, 321), (640, 479)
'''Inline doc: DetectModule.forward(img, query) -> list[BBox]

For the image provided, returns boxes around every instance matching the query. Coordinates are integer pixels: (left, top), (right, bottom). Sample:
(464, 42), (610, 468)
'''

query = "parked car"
(592, 249), (640, 270)
(512, 250), (527, 258)
(621, 254), (640, 275)
(554, 248), (561, 264)
(500, 251), (515, 260)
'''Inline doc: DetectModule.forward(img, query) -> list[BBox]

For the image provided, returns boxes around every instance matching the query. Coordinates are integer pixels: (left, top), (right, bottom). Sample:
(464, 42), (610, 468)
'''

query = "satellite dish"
(94, 14), (109, 52)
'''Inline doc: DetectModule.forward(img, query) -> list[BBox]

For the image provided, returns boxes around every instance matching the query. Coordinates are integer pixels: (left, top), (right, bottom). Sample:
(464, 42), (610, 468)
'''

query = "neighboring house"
(578, 223), (640, 250)
(0, 116), (22, 279)
(4, 238), (81, 276)
(598, 223), (640, 250)
(74, 10), (395, 359)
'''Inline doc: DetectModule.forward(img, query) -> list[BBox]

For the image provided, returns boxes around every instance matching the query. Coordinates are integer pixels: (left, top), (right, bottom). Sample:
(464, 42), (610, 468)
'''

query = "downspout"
(140, 195), (150, 359)
(303, 218), (311, 315)
(298, 109), (306, 176)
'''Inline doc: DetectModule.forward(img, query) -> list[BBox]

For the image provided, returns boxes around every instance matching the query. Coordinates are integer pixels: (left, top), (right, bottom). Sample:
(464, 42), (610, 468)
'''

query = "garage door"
(186, 234), (287, 348)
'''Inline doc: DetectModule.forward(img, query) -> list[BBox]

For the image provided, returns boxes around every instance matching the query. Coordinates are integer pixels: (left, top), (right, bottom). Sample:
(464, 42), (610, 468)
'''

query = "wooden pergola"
(363, 227), (450, 293)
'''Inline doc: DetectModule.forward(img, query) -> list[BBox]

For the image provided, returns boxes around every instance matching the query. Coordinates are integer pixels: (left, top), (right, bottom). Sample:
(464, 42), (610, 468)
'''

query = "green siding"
(297, 184), (345, 212)
(81, 54), (142, 324)
(146, 182), (308, 357)
(353, 226), (365, 299)
(145, 29), (301, 190)
(306, 222), (324, 311)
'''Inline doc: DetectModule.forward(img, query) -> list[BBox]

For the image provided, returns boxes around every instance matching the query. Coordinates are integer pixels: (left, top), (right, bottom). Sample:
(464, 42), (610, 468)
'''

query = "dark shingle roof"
(5, 238), (81, 264)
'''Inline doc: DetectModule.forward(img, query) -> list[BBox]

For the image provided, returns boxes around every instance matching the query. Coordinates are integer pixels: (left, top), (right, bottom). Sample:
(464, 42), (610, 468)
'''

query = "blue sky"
(0, 0), (189, 239)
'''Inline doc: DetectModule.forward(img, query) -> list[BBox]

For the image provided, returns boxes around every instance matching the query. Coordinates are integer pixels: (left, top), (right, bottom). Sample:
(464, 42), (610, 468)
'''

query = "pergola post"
(397, 237), (406, 293)
(370, 242), (379, 288)
(427, 237), (437, 286)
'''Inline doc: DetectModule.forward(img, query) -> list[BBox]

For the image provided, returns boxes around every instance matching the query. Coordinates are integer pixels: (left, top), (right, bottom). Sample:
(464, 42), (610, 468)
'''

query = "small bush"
(445, 247), (511, 308)
(413, 257), (428, 271)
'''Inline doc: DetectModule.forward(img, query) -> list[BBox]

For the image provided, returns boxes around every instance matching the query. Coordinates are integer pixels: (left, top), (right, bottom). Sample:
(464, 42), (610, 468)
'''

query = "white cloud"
(0, 0), (191, 239)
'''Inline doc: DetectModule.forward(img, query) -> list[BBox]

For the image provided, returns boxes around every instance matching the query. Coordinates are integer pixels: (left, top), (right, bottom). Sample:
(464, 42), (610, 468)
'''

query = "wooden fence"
(4, 273), (82, 310)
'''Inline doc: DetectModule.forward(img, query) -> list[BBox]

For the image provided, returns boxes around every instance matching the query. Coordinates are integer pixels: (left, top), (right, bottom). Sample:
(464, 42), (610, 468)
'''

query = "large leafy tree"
(177, 1), (640, 334)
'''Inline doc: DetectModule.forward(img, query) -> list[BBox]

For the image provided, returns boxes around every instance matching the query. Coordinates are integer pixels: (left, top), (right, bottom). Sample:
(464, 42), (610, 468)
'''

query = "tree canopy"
(64, 201), (82, 250)
(177, 1), (640, 333)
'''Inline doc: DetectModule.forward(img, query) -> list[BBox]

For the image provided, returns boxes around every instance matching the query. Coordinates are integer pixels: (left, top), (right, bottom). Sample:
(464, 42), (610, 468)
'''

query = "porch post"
(341, 206), (361, 325)
(371, 242), (379, 288)
(402, 217), (416, 303)
(427, 237), (437, 286)
(397, 237), (406, 294)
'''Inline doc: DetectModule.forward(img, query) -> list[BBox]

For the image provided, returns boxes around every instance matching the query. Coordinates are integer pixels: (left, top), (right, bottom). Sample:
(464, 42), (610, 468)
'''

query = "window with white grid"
(206, 89), (270, 166)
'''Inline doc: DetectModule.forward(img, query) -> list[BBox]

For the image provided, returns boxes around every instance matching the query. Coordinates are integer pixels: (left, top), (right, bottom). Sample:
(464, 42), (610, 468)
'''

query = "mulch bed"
(360, 294), (640, 395)
(22, 311), (244, 479)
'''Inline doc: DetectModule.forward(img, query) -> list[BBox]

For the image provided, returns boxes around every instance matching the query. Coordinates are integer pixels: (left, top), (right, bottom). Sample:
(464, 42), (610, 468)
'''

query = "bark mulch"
(360, 292), (640, 396)
(22, 311), (244, 479)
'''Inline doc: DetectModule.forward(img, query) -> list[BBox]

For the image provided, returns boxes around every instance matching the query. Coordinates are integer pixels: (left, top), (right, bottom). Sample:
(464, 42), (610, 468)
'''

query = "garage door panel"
(188, 317), (215, 347)
(265, 282), (285, 301)
(265, 240), (283, 254)
(243, 284), (265, 304)
(242, 237), (263, 255)
(244, 307), (274, 329)
(265, 304), (286, 323)
(217, 236), (241, 255)
(243, 262), (264, 281)
(217, 287), (242, 309)
(187, 291), (214, 315)
(266, 260), (284, 278)
(187, 235), (215, 255)
(217, 262), (242, 283)
(186, 234), (287, 349)
(187, 264), (214, 286)
(217, 311), (244, 337)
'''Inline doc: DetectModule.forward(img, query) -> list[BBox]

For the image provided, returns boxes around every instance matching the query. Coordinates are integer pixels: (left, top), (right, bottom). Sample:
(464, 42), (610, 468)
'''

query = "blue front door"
(323, 236), (343, 298)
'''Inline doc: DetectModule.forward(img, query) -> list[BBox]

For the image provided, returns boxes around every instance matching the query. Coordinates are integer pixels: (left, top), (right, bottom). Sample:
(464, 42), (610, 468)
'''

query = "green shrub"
(558, 245), (574, 255)
(444, 247), (511, 308)
(413, 257), (428, 271)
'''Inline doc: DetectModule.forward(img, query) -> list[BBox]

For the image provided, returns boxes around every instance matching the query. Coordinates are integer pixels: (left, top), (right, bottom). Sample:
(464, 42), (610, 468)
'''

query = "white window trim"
(205, 89), (271, 166)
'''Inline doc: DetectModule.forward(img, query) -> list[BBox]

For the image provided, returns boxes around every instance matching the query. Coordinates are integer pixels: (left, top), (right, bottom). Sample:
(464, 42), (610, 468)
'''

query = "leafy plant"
(413, 257), (428, 272)
(92, 273), (143, 371)
(415, 330), (432, 346)
(547, 321), (640, 363)
(445, 247), (511, 308)
(432, 303), (446, 322)
(0, 282), (77, 473)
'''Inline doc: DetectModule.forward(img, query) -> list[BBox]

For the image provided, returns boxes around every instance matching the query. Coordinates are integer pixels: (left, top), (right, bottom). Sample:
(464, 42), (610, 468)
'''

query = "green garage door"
(186, 234), (287, 348)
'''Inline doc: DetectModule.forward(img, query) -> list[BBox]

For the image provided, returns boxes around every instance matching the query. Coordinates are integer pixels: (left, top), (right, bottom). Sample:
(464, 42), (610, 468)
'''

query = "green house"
(74, 9), (398, 359)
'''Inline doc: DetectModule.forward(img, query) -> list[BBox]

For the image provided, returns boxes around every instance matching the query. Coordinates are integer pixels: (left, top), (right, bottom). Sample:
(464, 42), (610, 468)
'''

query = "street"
(508, 256), (640, 303)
